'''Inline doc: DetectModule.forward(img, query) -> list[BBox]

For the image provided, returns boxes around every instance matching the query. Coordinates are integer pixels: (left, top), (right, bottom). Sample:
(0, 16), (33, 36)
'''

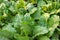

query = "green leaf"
(12, 14), (23, 27)
(48, 15), (59, 28)
(2, 23), (16, 33)
(38, 0), (46, 7)
(29, 7), (37, 14)
(42, 13), (50, 21)
(47, 15), (59, 37)
(33, 25), (48, 38)
(0, 36), (9, 40)
(0, 30), (14, 38)
(51, 33), (59, 40)
(18, 8), (26, 14)
(21, 13), (32, 25)
(31, 10), (41, 19)
(0, 0), (3, 3)
(56, 27), (60, 34)
(20, 13), (33, 35)
(20, 25), (31, 36)
(14, 34), (29, 40)
(15, 0), (26, 8)
(26, 3), (34, 11)
(9, 6), (15, 13)
(47, 27), (55, 37)
(38, 16), (47, 26)
(31, 0), (37, 4)
(38, 36), (50, 40)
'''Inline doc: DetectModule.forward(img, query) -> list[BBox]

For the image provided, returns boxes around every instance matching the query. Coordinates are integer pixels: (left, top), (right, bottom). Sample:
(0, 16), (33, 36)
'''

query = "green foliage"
(0, 0), (60, 40)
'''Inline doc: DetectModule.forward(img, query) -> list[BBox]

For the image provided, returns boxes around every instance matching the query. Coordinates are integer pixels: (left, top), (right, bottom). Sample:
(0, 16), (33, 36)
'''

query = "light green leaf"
(33, 26), (48, 38)
(20, 25), (31, 36)
(47, 15), (59, 37)
(0, 36), (9, 40)
(15, 0), (26, 8)
(2, 23), (16, 33)
(14, 34), (29, 40)
(38, 0), (46, 7)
